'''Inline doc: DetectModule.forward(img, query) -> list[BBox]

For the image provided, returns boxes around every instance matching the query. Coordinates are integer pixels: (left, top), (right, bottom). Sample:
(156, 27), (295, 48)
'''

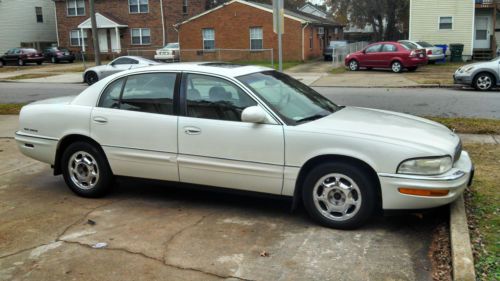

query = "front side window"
(365, 44), (382, 53)
(238, 71), (340, 125)
(35, 7), (43, 23)
(202, 28), (215, 50)
(129, 0), (149, 13)
(67, 0), (85, 16)
(111, 57), (138, 65)
(249, 27), (263, 50)
(381, 44), (397, 52)
(131, 28), (151, 45)
(99, 73), (177, 115)
(439, 17), (452, 30)
(185, 74), (257, 122)
(70, 30), (87, 46)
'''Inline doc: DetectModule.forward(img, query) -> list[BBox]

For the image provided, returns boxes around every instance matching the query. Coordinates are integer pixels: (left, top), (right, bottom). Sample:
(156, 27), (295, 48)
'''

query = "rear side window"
(365, 44), (381, 53)
(98, 73), (177, 115)
(381, 44), (397, 52)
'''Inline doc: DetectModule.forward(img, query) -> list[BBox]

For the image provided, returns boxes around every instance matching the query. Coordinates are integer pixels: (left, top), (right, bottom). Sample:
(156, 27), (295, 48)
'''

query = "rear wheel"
(0, 60), (3, 67)
(17, 59), (24, 66)
(61, 142), (113, 198)
(85, 71), (99, 85)
(391, 61), (403, 73)
(51, 56), (58, 63)
(302, 162), (376, 229)
(474, 72), (495, 91)
(36, 61), (42, 65)
(68, 60), (74, 63)
(348, 60), (359, 71)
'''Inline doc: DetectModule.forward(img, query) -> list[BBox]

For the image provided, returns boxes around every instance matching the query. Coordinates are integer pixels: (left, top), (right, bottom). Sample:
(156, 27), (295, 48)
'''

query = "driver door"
(104, 57), (137, 78)
(177, 73), (285, 195)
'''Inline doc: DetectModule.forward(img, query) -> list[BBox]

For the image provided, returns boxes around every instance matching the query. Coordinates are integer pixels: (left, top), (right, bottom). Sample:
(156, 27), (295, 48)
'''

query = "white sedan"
(15, 62), (473, 229)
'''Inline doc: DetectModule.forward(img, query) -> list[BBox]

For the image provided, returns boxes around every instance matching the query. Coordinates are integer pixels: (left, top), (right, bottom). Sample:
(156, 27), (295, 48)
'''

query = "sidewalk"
(1, 114), (498, 144)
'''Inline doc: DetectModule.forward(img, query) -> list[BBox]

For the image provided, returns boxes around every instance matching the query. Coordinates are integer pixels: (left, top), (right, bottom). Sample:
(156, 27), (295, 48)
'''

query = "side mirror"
(241, 106), (267, 124)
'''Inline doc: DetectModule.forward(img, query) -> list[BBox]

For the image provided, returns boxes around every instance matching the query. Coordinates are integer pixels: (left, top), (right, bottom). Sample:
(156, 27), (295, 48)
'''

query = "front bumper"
(453, 73), (473, 85)
(378, 151), (473, 210)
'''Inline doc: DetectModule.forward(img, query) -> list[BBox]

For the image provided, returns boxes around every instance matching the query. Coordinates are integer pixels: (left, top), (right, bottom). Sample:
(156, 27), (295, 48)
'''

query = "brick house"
(53, 0), (206, 57)
(177, 0), (343, 62)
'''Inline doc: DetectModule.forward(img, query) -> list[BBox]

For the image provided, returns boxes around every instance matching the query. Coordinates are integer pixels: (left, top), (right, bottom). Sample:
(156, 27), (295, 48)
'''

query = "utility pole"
(90, 0), (101, 65)
(273, 0), (284, 72)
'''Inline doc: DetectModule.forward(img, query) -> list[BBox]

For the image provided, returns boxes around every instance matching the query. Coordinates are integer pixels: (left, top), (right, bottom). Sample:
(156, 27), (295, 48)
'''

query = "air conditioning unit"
(318, 27), (324, 35)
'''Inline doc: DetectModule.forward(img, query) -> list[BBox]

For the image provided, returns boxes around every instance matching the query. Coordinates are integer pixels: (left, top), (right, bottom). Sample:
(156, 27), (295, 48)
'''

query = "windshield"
(416, 41), (434, 47)
(237, 71), (341, 125)
(164, 43), (179, 49)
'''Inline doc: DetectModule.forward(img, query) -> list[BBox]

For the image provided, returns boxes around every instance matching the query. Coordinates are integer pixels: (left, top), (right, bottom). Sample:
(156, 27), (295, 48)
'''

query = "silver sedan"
(83, 56), (160, 85)
(399, 40), (445, 63)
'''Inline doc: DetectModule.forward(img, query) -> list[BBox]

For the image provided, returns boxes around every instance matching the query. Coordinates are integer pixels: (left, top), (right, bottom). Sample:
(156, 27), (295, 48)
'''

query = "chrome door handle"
(184, 126), (201, 135)
(93, 116), (108, 124)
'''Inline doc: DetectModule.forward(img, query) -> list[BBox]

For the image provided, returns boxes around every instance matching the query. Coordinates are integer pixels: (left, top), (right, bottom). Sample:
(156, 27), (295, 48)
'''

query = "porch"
(474, 0), (500, 60)
(77, 13), (127, 54)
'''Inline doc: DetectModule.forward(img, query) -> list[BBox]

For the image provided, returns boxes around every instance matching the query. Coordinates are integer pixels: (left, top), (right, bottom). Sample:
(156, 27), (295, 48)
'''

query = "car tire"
(348, 60), (359, 71)
(51, 57), (58, 63)
(407, 67), (418, 72)
(473, 72), (495, 91)
(18, 59), (24, 66)
(428, 60), (436, 65)
(84, 71), (99, 85)
(61, 141), (113, 198)
(69, 60), (74, 63)
(302, 162), (377, 229)
(0, 60), (3, 67)
(36, 61), (42, 65)
(391, 61), (403, 73)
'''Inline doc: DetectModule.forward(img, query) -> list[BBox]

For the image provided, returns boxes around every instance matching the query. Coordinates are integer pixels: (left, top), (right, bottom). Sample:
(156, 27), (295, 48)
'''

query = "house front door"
(98, 29), (109, 52)
(475, 16), (490, 49)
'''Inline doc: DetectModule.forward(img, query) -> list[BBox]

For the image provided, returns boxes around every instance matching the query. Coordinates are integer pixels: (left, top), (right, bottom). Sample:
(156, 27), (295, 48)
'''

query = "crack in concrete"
(0, 243), (51, 260)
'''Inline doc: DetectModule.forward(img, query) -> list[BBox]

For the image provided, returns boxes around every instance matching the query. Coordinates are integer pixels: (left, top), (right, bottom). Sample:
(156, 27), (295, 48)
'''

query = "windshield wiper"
(295, 114), (327, 124)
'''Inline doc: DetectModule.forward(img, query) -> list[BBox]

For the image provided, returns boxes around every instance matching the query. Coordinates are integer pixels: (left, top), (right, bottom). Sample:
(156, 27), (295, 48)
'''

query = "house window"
(131, 28), (151, 45)
(129, 0), (149, 13)
(249, 27), (263, 50)
(70, 30), (87, 46)
(439, 17), (452, 30)
(183, 0), (188, 15)
(309, 28), (313, 49)
(202, 28), (215, 50)
(67, 0), (85, 16)
(35, 7), (43, 23)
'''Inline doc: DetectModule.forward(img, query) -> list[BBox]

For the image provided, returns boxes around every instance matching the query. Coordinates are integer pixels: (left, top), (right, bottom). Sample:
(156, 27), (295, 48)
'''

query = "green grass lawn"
(0, 104), (24, 114)
(464, 144), (500, 280)
(426, 117), (500, 135)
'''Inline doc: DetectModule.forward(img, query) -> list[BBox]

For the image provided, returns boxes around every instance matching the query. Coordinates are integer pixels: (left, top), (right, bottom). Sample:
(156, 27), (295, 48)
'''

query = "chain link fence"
(332, 41), (369, 68)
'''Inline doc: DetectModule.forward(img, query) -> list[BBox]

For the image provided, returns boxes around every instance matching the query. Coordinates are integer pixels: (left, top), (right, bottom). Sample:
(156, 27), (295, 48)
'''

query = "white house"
(409, 0), (500, 61)
(0, 0), (57, 54)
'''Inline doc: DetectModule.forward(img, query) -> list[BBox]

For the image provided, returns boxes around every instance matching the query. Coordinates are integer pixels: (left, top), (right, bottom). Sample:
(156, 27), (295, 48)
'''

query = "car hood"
(300, 106), (459, 154)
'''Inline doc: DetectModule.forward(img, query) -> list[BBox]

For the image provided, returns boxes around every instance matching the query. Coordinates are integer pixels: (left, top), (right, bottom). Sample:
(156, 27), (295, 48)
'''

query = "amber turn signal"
(398, 188), (449, 197)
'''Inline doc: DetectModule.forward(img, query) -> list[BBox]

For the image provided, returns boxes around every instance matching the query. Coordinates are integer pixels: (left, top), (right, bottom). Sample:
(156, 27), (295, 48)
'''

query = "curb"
(449, 195), (476, 281)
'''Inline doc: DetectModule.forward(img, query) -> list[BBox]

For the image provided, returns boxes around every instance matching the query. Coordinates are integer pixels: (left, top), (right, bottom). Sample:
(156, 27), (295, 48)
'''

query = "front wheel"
(18, 59), (24, 66)
(51, 57), (58, 63)
(61, 142), (113, 198)
(85, 71), (99, 85)
(391, 61), (403, 73)
(474, 72), (495, 91)
(302, 162), (377, 229)
(36, 61), (42, 65)
(348, 60), (359, 71)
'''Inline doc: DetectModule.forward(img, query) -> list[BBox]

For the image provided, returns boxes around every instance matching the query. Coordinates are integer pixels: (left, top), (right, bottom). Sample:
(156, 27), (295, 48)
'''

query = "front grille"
(454, 140), (462, 163)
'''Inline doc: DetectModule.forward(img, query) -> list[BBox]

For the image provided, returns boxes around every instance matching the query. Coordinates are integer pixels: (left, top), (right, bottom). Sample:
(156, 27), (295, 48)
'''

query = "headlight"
(397, 156), (452, 175)
(463, 66), (475, 73)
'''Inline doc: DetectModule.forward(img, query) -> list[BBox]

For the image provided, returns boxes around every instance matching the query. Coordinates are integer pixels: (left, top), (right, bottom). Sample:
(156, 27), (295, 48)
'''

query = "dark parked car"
(0, 48), (44, 66)
(43, 47), (75, 63)
(323, 40), (348, 61)
(344, 41), (428, 73)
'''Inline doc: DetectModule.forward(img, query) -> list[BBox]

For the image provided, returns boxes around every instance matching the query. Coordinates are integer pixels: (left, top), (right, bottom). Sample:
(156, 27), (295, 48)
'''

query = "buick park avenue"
(15, 62), (473, 229)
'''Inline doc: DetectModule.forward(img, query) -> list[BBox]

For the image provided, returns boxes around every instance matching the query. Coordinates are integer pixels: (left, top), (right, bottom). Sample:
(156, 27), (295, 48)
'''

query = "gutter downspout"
(54, 1), (59, 46)
(301, 22), (309, 61)
(160, 0), (166, 45)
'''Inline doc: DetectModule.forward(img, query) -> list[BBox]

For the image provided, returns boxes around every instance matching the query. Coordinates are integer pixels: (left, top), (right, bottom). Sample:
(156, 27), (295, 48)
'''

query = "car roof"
(124, 62), (274, 78)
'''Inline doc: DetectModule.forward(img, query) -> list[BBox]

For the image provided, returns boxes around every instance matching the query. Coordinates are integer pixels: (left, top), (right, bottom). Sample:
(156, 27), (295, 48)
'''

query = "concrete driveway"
(0, 117), (440, 281)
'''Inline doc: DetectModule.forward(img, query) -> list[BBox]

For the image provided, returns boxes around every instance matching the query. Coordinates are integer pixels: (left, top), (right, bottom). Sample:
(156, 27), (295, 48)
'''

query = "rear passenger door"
(91, 72), (180, 182)
(380, 44), (398, 68)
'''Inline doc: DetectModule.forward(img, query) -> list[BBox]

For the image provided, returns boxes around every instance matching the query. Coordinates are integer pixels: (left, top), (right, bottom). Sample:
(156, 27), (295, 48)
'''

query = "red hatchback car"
(344, 41), (428, 73)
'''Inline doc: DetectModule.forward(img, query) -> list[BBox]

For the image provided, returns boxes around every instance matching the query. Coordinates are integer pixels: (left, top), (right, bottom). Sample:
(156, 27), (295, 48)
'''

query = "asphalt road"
(1, 82), (499, 119)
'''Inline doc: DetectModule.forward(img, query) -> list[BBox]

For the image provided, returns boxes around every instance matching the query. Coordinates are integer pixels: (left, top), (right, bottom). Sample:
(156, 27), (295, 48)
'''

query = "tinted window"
(185, 74), (256, 122)
(120, 73), (176, 114)
(99, 78), (124, 108)
(365, 44), (381, 53)
(381, 44), (397, 52)
(98, 73), (176, 115)
(112, 57), (138, 65)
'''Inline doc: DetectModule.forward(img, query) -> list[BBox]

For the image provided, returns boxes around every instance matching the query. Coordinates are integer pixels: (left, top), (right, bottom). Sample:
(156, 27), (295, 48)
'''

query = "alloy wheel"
(312, 173), (362, 221)
(18, 59), (24, 66)
(392, 62), (402, 73)
(476, 75), (492, 90)
(349, 60), (358, 71)
(68, 151), (100, 190)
